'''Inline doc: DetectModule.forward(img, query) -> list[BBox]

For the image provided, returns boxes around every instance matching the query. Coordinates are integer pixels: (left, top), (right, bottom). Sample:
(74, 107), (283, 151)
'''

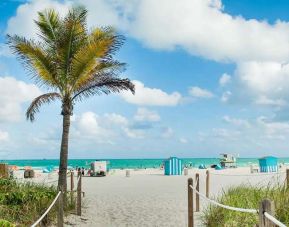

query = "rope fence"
(31, 191), (62, 227)
(30, 172), (83, 227)
(264, 212), (287, 227)
(210, 171), (286, 177)
(187, 169), (289, 227)
(189, 184), (258, 213)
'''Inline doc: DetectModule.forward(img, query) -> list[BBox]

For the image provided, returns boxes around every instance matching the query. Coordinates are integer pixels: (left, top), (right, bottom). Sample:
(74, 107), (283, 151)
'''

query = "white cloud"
(10, 0), (289, 63)
(104, 113), (128, 126)
(134, 108), (160, 122)
(6, 0), (70, 38)
(219, 73), (231, 86)
(0, 44), (12, 57)
(74, 110), (170, 141)
(255, 96), (287, 107)
(128, 0), (289, 63)
(0, 130), (9, 142)
(76, 112), (112, 138)
(189, 86), (214, 98)
(179, 138), (188, 143)
(0, 77), (41, 122)
(121, 80), (182, 106)
(234, 61), (289, 107)
(123, 127), (145, 139)
(8, 0), (289, 110)
(257, 116), (289, 140)
(223, 115), (250, 128)
(221, 91), (231, 103)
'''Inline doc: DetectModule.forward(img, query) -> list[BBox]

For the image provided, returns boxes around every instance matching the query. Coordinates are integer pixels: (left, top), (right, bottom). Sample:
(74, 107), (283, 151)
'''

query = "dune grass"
(203, 183), (289, 226)
(0, 178), (73, 226)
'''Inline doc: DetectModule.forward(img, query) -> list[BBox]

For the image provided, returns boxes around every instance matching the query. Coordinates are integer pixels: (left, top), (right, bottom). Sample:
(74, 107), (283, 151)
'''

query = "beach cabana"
(259, 156), (278, 172)
(164, 157), (182, 175)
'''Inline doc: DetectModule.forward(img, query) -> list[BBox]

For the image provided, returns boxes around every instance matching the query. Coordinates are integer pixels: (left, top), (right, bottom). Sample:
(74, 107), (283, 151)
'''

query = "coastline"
(2, 157), (289, 170)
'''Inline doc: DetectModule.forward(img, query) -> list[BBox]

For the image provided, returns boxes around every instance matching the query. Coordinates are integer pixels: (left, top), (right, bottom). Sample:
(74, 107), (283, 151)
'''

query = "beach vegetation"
(7, 7), (135, 192)
(0, 178), (74, 226)
(203, 183), (289, 226)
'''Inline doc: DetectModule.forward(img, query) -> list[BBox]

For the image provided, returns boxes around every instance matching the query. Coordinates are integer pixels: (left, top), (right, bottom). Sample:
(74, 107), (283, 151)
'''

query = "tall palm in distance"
(8, 7), (135, 192)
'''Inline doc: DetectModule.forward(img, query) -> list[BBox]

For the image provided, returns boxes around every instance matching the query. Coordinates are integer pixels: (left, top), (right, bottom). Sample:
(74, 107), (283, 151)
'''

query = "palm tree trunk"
(58, 112), (71, 192)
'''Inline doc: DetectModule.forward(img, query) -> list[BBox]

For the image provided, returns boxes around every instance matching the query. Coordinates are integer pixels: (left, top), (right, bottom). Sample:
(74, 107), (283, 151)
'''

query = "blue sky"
(1, 0), (289, 159)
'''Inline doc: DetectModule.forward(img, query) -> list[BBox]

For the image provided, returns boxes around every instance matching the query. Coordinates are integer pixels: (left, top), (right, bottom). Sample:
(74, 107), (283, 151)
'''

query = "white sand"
(15, 167), (287, 227)
(64, 167), (286, 227)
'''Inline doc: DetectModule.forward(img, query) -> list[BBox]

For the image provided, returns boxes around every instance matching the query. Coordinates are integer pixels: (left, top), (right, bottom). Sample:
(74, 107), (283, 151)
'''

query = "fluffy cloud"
(223, 115), (250, 128)
(219, 73), (231, 87)
(189, 86), (214, 98)
(120, 80), (182, 106)
(8, 0), (289, 110)
(10, 0), (289, 63)
(179, 138), (188, 144)
(257, 116), (289, 140)
(128, 0), (289, 63)
(74, 110), (170, 141)
(6, 0), (70, 38)
(134, 108), (160, 122)
(0, 130), (9, 142)
(221, 91), (232, 103)
(0, 77), (41, 122)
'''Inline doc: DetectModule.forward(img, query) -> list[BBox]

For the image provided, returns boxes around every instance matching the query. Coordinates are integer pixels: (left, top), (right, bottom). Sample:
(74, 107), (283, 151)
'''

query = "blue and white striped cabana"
(164, 157), (182, 175)
(259, 156), (278, 172)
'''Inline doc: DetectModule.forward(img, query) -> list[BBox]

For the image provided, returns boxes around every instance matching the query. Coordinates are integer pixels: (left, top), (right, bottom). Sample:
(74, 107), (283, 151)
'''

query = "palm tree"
(8, 7), (135, 192)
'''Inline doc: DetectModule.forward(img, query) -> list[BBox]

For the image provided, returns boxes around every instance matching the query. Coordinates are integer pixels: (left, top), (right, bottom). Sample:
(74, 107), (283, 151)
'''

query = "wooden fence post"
(259, 199), (275, 227)
(286, 169), (289, 188)
(57, 188), (64, 227)
(70, 171), (74, 205)
(77, 173), (82, 216)
(188, 178), (194, 227)
(206, 170), (210, 198)
(195, 173), (200, 212)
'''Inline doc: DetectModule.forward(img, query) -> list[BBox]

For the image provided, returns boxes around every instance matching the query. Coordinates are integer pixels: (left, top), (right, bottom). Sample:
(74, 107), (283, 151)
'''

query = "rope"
(31, 191), (61, 227)
(264, 212), (287, 227)
(189, 185), (257, 213)
(210, 171), (286, 177)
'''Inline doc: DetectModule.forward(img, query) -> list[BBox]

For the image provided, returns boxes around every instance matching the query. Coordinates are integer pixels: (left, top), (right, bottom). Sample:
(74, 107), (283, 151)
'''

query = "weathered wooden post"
(195, 173), (200, 212)
(286, 169), (289, 188)
(57, 188), (64, 227)
(70, 171), (74, 204)
(206, 170), (210, 198)
(77, 174), (82, 216)
(184, 168), (188, 176)
(259, 199), (275, 227)
(126, 170), (130, 177)
(188, 178), (194, 227)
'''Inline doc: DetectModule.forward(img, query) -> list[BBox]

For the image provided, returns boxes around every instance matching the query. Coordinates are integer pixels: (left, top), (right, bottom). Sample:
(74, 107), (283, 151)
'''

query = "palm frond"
(7, 35), (60, 89)
(26, 92), (62, 121)
(57, 6), (88, 89)
(70, 27), (125, 90)
(72, 76), (135, 101)
(35, 9), (60, 48)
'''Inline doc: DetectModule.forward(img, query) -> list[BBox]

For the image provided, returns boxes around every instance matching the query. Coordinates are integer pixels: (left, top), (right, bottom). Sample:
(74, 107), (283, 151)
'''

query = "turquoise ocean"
(1, 158), (289, 170)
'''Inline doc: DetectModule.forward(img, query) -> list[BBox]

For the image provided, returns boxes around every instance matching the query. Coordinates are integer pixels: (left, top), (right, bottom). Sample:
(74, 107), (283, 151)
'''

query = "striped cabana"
(164, 157), (183, 175)
(258, 156), (278, 172)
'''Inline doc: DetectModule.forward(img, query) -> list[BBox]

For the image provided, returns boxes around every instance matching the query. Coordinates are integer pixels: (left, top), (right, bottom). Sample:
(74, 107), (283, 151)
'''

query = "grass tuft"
(0, 178), (74, 226)
(203, 183), (289, 226)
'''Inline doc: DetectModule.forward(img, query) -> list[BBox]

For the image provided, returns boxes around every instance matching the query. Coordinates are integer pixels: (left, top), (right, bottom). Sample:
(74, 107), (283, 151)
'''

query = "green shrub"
(0, 219), (15, 227)
(0, 178), (74, 226)
(203, 184), (289, 226)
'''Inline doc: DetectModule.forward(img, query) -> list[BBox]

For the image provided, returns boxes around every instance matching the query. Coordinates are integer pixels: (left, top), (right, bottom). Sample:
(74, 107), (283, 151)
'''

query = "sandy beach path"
(64, 168), (286, 227)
